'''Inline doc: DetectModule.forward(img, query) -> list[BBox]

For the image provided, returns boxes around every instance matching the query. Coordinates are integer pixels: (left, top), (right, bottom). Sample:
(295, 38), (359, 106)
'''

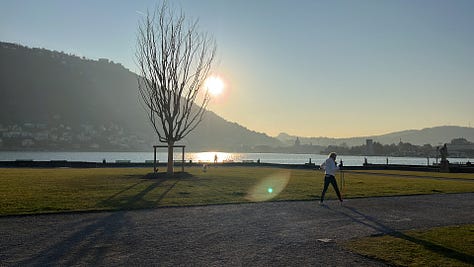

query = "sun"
(205, 76), (224, 96)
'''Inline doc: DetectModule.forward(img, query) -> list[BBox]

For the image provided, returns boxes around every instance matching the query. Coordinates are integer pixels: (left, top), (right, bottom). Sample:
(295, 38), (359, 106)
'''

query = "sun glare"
(205, 76), (224, 96)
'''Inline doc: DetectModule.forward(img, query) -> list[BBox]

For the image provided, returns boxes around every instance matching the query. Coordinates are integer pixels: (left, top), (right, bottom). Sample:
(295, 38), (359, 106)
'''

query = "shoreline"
(1, 160), (473, 173)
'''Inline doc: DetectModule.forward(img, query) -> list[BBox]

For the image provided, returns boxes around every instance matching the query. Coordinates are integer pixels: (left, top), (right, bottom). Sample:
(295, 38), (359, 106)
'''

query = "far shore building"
(366, 139), (374, 155)
(447, 138), (474, 157)
(294, 137), (301, 147)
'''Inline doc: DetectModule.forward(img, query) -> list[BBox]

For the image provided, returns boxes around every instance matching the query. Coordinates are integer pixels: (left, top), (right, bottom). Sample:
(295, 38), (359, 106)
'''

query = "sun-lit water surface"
(0, 151), (471, 166)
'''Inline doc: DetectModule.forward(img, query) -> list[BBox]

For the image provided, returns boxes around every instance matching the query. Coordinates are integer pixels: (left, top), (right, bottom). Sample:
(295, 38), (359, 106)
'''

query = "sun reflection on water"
(190, 152), (240, 163)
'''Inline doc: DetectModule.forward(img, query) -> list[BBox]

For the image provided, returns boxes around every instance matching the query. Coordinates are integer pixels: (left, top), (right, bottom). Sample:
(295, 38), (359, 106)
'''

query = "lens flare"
(246, 171), (291, 202)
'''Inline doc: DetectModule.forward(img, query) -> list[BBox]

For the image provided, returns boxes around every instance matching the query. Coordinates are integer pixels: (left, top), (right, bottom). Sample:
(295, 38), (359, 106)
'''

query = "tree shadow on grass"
(331, 206), (474, 264)
(99, 172), (196, 210)
(142, 171), (196, 180)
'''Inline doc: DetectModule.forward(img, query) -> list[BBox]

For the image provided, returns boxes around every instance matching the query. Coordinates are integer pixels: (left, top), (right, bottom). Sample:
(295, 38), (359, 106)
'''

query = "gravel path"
(1, 193), (473, 266)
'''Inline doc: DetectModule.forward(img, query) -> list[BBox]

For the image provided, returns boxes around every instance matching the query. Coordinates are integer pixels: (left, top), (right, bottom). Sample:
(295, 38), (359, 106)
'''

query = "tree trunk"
(167, 141), (174, 175)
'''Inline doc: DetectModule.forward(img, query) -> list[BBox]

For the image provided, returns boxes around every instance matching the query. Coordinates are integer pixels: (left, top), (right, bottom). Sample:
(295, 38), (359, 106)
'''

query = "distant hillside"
(278, 126), (474, 147)
(0, 42), (144, 129)
(2, 42), (470, 152)
(0, 42), (281, 151)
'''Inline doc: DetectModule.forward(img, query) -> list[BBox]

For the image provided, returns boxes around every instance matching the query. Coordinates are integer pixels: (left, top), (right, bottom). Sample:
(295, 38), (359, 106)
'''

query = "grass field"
(345, 224), (474, 266)
(1, 166), (473, 264)
(349, 169), (474, 180)
(1, 166), (473, 215)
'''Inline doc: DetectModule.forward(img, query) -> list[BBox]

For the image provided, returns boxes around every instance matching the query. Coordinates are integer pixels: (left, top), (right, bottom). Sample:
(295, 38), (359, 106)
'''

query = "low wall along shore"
(0, 160), (473, 173)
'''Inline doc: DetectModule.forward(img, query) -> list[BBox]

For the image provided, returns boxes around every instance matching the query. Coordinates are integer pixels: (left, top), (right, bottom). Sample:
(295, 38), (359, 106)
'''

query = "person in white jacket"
(319, 152), (343, 204)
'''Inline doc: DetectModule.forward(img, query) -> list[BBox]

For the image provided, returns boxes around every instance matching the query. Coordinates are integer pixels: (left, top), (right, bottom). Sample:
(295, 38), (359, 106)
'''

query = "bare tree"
(136, 3), (216, 175)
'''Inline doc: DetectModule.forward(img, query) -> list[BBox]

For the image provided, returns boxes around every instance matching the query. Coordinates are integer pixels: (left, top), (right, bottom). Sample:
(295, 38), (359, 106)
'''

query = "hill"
(0, 42), (281, 151)
(1, 42), (471, 153)
(278, 126), (474, 147)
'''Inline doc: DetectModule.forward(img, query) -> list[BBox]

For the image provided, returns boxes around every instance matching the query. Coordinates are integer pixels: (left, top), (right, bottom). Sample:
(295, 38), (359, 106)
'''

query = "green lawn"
(349, 169), (474, 180)
(0, 167), (473, 215)
(1, 166), (473, 264)
(345, 224), (474, 266)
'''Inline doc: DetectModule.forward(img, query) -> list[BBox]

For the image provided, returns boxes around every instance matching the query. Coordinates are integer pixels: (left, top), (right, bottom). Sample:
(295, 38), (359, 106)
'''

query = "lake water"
(0, 151), (471, 166)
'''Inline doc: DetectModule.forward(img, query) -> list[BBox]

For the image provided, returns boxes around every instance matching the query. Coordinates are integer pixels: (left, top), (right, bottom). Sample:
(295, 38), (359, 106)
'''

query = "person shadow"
(326, 205), (474, 265)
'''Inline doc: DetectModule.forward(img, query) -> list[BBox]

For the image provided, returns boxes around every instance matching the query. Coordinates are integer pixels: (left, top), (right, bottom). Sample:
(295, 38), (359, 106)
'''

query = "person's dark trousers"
(320, 174), (342, 202)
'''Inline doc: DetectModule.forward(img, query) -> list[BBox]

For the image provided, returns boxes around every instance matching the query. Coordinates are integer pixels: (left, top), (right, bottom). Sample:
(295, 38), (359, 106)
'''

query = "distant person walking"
(319, 152), (343, 204)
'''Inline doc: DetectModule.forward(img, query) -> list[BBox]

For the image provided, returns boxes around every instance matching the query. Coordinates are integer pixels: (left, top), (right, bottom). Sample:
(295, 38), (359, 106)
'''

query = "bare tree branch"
(136, 2), (216, 175)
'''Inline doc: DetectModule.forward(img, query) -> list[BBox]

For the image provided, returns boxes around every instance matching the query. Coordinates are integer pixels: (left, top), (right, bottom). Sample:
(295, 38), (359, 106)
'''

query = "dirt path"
(1, 193), (473, 266)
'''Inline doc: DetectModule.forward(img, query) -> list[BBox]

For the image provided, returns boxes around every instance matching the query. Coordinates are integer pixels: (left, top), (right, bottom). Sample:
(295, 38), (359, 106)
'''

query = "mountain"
(0, 42), (281, 151)
(370, 126), (474, 145)
(1, 42), (471, 152)
(1, 44), (148, 128)
(277, 126), (474, 147)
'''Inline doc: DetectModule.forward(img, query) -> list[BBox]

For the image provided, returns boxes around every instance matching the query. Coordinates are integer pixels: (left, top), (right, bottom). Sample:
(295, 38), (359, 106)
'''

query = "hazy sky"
(1, 0), (473, 138)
